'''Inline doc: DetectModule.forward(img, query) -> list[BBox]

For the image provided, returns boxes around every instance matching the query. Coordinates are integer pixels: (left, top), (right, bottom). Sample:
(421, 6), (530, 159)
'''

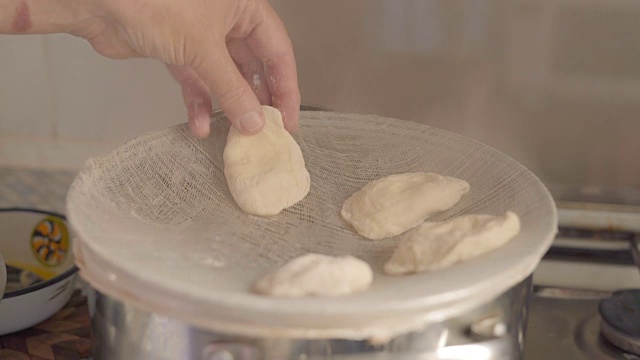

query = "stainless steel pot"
(88, 276), (532, 360)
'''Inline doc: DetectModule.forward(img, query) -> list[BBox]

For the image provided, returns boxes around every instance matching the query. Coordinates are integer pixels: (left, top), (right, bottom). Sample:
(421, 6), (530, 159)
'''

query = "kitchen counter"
(0, 167), (77, 213)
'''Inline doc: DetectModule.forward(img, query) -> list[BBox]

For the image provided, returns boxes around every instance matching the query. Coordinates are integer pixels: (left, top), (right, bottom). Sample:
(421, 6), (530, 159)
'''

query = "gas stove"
(525, 203), (640, 360)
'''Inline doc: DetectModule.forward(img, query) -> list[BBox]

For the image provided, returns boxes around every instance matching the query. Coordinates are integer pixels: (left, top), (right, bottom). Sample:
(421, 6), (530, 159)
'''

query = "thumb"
(192, 50), (265, 135)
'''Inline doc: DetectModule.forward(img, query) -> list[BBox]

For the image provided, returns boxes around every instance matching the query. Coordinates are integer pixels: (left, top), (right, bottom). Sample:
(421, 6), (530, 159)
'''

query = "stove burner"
(599, 289), (640, 355)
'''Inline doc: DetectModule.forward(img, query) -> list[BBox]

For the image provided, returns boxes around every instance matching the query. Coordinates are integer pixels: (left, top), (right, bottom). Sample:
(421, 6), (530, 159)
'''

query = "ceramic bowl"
(0, 208), (78, 335)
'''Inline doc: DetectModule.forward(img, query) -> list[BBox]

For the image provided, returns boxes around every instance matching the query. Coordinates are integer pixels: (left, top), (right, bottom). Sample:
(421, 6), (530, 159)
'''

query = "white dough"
(224, 106), (310, 216)
(384, 211), (521, 275)
(341, 173), (470, 240)
(252, 253), (374, 297)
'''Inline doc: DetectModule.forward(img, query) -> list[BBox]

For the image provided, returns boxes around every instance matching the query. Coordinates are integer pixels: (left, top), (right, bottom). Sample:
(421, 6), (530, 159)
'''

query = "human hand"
(73, 0), (301, 137)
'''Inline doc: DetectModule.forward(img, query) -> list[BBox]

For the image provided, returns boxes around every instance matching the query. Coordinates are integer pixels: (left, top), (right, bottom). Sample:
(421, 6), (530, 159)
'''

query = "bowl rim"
(0, 207), (79, 299)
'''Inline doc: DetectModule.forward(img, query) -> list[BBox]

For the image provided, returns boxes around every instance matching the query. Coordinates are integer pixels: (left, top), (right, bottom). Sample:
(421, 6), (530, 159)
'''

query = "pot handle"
(0, 253), (6, 302)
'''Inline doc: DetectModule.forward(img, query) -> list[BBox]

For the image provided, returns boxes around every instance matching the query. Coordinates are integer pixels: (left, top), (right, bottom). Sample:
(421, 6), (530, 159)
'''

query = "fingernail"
(191, 101), (210, 137)
(238, 112), (264, 133)
(195, 113), (208, 130)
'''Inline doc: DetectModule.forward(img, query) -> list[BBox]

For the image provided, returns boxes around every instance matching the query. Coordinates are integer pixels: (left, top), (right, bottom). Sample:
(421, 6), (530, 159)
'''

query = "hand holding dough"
(341, 173), (470, 240)
(224, 106), (310, 216)
(384, 211), (521, 275)
(252, 253), (373, 297)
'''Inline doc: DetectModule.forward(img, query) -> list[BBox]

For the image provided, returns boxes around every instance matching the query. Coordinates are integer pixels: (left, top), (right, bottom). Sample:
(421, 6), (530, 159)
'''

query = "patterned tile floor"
(0, 291), (91, 360)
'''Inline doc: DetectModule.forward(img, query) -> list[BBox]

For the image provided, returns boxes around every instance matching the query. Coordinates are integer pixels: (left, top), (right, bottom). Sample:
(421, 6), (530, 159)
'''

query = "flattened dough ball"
(341, 173), (470, 240)
(224, 106), (310, 216)
(384, 211), (521, 275)
(252, 253), (374, 297)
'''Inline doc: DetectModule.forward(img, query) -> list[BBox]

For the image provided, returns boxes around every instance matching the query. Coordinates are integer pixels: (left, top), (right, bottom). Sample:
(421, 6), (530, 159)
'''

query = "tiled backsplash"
(1, 1), (639, 196)
(0, 36), (53, 138)
(0, 34), (185, 169)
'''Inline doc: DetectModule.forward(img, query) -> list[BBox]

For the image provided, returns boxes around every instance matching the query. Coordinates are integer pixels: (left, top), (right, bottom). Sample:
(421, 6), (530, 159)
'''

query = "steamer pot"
(68, 108), (556, 360)
(89, 276), (532, 360)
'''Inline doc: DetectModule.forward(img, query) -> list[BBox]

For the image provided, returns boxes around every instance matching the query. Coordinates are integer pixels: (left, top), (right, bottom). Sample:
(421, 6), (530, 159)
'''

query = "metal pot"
(89, 276), (531, 360)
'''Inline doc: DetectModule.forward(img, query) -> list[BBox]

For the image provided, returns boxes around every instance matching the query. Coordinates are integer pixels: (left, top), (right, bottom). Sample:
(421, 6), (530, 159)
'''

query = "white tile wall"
(0, 35), (54, 138)
(47, 34), (183, 142)
(0, 34), (186, 169)
(1, 2), (639, 191)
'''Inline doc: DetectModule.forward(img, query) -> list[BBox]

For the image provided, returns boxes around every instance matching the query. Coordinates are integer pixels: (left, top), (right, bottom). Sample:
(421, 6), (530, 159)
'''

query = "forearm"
(0, 0), (92, 34)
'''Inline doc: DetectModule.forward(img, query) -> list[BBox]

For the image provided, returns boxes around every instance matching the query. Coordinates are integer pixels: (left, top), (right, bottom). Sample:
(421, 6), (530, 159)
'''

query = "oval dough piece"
(384, 211), (521, 275)
(252, 253), (373, 297)
(224, 106), (310, 216)
(341, 173), (470, 240)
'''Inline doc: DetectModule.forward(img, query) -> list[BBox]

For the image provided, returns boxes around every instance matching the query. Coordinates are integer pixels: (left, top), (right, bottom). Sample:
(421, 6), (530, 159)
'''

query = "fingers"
(246, 2), (301, 132)
(192, 48), (265, 135)
(227, 39), (271, 106)
(166, 64), (213, 138)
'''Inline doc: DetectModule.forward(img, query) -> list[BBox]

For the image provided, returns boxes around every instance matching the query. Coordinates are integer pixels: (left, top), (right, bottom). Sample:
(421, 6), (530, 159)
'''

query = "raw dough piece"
(252, 253), (373, 297)
(224, 105), (310, 216)
(384, 211), (521, 275)
(341, 173), (470, 240)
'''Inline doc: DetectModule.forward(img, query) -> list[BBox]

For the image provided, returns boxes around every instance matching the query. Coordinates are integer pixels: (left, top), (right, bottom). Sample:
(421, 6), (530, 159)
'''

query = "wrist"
(0, 0), (95, 34)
